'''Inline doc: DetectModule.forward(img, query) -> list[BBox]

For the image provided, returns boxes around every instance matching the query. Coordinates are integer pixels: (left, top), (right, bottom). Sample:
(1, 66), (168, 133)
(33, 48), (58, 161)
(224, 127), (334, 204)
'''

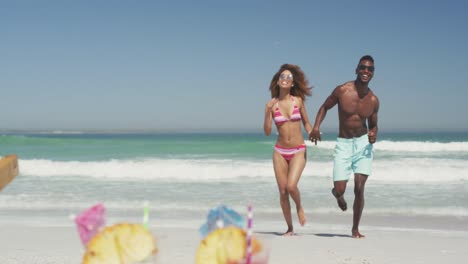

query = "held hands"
(309, 128), (321, 145)
(368, 131), (377, 144)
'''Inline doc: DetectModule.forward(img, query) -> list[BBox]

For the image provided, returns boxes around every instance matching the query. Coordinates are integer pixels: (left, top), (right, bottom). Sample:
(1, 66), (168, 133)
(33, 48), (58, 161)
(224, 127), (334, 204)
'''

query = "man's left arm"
(368, 96), (380, 144)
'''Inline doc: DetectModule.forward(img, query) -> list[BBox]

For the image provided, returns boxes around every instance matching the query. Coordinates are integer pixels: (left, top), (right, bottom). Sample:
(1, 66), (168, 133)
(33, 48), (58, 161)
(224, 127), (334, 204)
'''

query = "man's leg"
(332, 138), (351, 211)
(352, 173), (368, 238)
(332, 180), (348, 211)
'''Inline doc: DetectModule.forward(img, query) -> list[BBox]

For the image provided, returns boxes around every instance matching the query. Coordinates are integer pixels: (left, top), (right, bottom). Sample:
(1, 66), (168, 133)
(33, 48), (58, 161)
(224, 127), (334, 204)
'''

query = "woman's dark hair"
(269, 64), (312, 101)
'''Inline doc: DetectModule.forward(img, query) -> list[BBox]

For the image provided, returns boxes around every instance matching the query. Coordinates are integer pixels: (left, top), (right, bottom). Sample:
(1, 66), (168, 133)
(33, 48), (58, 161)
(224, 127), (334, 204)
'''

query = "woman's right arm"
(263, 99), (276, 136)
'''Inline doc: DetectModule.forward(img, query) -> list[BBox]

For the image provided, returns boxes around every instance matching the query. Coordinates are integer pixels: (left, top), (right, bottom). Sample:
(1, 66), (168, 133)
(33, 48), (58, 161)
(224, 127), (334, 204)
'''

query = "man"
(309, 55), (379, 238)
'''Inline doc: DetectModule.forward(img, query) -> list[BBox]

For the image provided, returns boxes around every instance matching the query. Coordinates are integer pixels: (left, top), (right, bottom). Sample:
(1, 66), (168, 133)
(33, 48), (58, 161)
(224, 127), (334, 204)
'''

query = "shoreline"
(1, 209), (467, 231)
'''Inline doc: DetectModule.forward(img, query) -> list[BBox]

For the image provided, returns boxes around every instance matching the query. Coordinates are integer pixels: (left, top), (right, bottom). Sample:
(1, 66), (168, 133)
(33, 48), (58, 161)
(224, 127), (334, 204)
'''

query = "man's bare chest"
(339, 96), (374, 118)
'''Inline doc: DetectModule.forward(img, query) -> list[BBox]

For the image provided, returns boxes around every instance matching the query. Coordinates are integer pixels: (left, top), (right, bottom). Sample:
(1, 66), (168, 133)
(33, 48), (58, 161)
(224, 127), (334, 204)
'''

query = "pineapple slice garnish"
(195, 226), (262, 264)
(82, 223), (157, 264)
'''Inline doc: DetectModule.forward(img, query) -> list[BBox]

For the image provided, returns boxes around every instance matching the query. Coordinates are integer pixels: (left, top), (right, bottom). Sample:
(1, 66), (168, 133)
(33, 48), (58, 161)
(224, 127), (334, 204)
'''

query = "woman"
(263, 64), (313, 236)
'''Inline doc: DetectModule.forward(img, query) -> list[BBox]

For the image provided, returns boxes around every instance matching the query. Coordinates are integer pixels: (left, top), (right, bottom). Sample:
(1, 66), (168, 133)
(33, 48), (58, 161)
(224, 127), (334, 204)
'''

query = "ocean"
(1, 131), (467, 228)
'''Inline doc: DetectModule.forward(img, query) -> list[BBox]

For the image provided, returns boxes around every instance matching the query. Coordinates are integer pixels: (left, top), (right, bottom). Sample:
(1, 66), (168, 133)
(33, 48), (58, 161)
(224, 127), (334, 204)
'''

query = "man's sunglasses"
(358, 65), (375, 72)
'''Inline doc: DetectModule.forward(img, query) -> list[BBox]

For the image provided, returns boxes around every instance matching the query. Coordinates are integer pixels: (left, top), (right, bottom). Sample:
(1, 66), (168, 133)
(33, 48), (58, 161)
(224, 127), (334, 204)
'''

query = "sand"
(0, 212), (467, 264)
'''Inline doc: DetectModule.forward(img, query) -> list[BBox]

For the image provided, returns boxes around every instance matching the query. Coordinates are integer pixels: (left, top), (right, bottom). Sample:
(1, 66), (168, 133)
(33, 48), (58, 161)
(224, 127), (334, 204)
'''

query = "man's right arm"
(309, 88), (340, 144)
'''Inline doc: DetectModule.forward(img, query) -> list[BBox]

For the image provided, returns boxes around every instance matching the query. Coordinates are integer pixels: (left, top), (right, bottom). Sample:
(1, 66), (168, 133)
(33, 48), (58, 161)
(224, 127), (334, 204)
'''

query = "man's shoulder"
(334, 81), (354, 94)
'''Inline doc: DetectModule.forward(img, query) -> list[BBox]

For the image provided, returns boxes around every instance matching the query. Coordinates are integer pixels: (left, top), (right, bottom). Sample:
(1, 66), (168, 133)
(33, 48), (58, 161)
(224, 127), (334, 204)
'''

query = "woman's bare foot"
(297, 207), (307, 226)
(332, 188), (347, 211)
(352, 229), (365, 238)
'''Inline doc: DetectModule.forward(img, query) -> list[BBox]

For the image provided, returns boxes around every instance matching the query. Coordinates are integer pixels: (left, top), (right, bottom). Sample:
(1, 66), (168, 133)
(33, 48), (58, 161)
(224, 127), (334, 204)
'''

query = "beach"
(1, 132), (467, 263)
(0, 212), (467, 263)
(3, 0), (468, 262)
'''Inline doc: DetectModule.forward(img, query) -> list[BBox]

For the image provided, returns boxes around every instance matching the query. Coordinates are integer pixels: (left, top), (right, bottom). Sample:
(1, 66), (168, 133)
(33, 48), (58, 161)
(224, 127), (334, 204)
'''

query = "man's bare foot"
(297, 207), (307, 226)
(352, 229), (365, 238)
(332, 188), (347, 211)
(282, 228), (294, 236)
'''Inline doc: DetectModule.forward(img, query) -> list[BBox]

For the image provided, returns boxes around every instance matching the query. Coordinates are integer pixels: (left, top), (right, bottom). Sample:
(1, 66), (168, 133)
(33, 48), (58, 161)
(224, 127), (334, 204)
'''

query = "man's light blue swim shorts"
(333, 134), (374, 181)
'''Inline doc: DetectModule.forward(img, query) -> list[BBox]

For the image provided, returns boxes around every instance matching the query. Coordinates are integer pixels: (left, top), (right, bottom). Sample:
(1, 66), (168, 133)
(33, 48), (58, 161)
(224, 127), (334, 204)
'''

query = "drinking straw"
(246, 203), (253, 264)
(143, 201), (149, 229)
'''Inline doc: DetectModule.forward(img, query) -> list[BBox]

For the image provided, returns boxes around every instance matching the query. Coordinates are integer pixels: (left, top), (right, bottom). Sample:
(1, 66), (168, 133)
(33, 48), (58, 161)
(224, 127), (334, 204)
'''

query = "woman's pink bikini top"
(273, 96), (302, 125)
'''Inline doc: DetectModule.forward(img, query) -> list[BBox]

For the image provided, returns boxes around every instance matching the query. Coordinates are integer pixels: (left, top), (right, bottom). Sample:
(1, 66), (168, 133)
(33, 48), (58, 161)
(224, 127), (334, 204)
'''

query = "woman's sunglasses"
(279, 74), (293, 81)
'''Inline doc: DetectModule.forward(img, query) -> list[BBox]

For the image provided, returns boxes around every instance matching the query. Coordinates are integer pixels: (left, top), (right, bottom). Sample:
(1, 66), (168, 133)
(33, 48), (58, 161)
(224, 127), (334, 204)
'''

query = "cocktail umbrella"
(75, 203), (106, 246)
(199, 204), (244, 238)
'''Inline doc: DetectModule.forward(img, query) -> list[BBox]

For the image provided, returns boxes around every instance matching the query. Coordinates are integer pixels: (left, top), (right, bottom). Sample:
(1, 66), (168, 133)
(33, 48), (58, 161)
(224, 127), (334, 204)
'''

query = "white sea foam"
(19, 157), (468, 183)
(20, 158), (275, 181)
(306, 140), (468, 152)
(1, 198), (467, 217)
(42, 130), (84, 134)
(372, 158), (468, 183)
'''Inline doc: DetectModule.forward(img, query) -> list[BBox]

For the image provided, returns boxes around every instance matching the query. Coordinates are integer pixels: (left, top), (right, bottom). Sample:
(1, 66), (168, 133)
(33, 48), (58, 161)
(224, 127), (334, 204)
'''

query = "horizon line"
(1, 129), (468, 135)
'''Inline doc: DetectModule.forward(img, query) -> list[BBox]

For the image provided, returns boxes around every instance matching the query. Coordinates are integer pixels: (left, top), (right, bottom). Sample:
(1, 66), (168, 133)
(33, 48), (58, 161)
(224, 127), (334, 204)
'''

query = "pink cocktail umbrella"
(75, 203), (106, 246)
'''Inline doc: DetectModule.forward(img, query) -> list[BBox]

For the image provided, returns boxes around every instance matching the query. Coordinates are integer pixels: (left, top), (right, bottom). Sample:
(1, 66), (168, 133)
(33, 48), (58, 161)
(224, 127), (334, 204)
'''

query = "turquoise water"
(1, 132), (467, 225)
(0, 133), (274, 160)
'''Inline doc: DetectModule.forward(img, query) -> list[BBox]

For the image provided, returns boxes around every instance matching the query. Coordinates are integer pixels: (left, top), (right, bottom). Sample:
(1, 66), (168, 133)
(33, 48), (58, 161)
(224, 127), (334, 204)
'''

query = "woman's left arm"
(298, 98), (313, 135)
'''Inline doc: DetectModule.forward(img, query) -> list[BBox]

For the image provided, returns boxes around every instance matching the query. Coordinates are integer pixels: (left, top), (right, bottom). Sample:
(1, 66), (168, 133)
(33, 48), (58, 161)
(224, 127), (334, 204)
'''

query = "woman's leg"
(273, 151), (293, 235)
(286, 150), (307, 226)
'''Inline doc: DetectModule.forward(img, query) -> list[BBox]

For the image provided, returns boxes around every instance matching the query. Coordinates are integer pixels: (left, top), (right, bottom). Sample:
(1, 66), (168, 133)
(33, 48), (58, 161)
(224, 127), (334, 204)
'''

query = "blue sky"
(1, 0), (467, 132)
